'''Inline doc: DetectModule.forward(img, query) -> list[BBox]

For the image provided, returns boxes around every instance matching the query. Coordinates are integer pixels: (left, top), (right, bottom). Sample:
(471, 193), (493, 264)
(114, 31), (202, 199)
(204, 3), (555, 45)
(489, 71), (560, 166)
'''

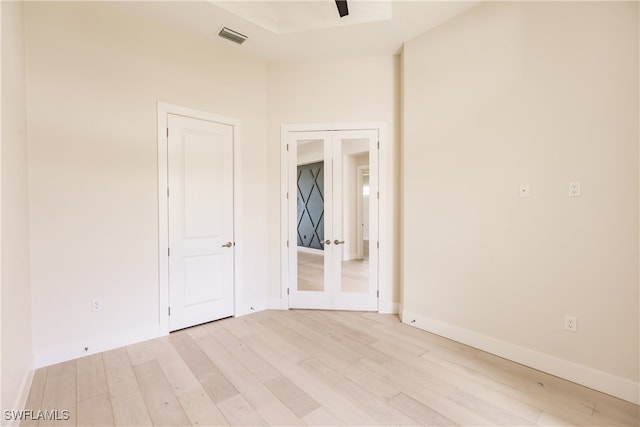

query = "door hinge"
(377, 241), (379, 249)
(377, 191), (380, 199)
(377, 141), (380, 149)
(167, 128), (169, 138)
(377, 290), (379, 298)
(168, 306), (171, 316)
(287, 240), (289, 248)
(167, 188), (169, 197)
(286, 144), (289, 151)
(287, 191), (289, 199)
(168, 248), (170, 256)
(287, 288), (290, 295)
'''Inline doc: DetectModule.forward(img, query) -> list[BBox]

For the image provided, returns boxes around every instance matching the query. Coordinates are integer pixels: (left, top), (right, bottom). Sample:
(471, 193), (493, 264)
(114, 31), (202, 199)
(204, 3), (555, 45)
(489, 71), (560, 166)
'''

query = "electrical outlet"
(565, 315), (577, 332)
(92, 299), (103, 312)
(519, 184), (530, 198)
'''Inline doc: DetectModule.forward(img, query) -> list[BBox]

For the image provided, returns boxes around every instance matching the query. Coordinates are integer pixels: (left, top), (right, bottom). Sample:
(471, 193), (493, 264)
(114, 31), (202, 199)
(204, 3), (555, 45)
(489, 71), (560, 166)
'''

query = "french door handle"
(333, 240), (345, 245)
(320, 239), (332, 245)
(221, 242), (233, 248)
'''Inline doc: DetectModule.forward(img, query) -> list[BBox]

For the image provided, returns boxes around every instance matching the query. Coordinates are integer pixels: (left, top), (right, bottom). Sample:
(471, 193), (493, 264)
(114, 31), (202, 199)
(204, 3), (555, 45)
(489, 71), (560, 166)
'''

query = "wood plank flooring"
(297, 252), (369, 293)
(22, 310), (639, 426)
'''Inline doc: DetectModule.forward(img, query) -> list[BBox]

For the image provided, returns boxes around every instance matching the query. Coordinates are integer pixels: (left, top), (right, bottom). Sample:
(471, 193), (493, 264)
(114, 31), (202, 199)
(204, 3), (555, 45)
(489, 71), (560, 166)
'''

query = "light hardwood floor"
(298, 251), (369, 293)
(22, 310), (639, 426)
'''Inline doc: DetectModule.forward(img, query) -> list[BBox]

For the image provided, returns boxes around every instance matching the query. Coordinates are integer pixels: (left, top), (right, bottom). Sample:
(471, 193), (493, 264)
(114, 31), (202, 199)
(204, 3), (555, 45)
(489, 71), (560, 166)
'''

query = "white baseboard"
(235, 301), (268, 317)
(33, 303), (277, 369)
(33, 324), (160, 369)
(402, 310), (640, 405)
(379, 301), (399, 314)
(268, 297), (288, 310)
(343, 252), (360, 261)
(297, 247), (323, 255)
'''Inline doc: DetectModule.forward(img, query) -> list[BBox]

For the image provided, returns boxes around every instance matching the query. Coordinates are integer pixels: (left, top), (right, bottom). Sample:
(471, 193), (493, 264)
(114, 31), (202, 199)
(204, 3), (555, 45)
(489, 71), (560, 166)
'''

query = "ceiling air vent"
(218, 27), (248, 45)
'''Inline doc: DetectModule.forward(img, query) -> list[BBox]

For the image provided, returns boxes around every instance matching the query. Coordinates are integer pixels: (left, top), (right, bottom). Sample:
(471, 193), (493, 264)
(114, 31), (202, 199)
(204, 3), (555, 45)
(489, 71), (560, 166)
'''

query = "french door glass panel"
(289, 130), (378, 311)
(291, 133), (332, 308)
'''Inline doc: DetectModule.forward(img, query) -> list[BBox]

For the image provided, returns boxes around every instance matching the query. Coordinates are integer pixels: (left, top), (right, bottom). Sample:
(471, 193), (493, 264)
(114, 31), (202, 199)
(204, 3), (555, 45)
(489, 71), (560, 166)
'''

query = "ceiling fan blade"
(335, 0), (349, 17)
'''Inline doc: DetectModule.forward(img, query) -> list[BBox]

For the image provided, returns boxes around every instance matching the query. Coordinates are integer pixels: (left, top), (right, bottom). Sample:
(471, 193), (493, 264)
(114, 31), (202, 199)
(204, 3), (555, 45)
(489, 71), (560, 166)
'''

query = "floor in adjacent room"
(22, 310), (639, 426)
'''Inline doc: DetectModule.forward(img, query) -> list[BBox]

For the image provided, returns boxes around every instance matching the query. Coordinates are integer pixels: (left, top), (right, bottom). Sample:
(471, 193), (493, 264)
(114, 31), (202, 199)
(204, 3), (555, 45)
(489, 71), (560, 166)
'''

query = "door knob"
(221, 242), (233, 248)
(334, 240), (345, 245)
(320, 239), (332, 245)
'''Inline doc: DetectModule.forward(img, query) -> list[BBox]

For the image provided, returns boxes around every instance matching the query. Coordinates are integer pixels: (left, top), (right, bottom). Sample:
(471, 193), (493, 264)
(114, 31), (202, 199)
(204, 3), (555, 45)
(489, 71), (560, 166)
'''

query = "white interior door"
(288, 129), (378, 311)
(168, 114), (234, 331)
(332, 130), (379, 310)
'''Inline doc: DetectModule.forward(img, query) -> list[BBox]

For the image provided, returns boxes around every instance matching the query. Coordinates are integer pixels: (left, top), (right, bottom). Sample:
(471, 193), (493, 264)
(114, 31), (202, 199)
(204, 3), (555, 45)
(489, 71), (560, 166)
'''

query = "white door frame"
(280, 122), (388, 312)
(157, 102), (241, 335)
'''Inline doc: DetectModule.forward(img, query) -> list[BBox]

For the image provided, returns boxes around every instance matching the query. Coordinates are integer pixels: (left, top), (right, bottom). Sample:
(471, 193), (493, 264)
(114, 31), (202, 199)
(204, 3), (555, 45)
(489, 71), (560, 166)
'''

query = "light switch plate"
(569, 182), (581, 197)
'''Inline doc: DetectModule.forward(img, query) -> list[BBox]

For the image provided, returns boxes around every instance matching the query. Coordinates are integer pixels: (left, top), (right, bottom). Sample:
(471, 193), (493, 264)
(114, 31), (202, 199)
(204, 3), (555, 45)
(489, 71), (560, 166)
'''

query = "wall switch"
(569, 182), (581, 197)
(92, 299), (103, 312)
(565, 315), (577, 332)
(519, 184), (530, 198)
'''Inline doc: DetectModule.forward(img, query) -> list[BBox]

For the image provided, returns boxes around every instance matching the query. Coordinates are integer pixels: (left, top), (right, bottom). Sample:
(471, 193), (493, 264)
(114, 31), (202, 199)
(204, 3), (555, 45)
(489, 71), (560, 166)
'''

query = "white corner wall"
(266, 56), (401, 312)
(24, 1), (268, 368)
(1, 0), (34, 412)
(403, 1), (639, 402)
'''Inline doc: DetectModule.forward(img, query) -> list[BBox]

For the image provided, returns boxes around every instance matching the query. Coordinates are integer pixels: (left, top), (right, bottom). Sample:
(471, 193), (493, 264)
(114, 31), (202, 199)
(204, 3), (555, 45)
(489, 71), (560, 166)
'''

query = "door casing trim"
(280, 122), (389, 312)
(157, 102), (241, 335)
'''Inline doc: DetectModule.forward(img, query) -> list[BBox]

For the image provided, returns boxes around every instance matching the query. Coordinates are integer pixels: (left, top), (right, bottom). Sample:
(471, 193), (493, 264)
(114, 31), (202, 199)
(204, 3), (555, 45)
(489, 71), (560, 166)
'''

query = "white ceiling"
(214, 1), (394, 34)
(113, 1), (478, 63)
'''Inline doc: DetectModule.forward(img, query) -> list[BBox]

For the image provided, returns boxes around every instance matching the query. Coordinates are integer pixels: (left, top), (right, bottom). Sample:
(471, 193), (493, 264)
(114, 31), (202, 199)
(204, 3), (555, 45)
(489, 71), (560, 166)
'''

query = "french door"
(286, 129), (378, 311)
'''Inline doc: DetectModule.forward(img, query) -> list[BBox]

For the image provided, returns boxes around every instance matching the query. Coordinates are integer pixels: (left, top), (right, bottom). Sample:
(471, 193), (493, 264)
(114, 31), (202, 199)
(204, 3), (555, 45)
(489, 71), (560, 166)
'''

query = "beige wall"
(403, 0), (639, 394)
(1, 0), (33, 410)
(24, 1), (268, 366)
(266, 56), (401, 309)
